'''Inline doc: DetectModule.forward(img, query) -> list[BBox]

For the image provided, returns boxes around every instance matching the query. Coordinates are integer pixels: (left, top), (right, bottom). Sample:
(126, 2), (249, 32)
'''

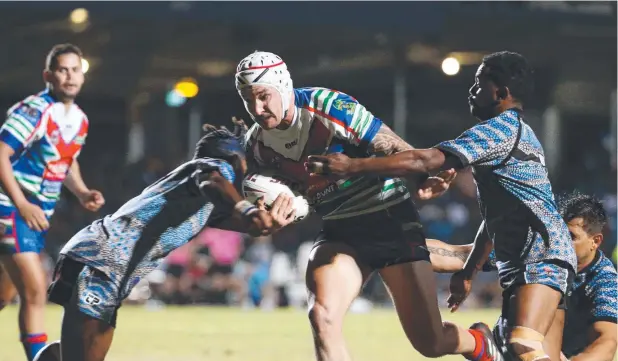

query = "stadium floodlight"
(166, 89), (187, 108)
(70, 8), (89, 25)
(441, 57), (460, 76)
(81, 58), (90, 74)
(174, 78), (199, 98)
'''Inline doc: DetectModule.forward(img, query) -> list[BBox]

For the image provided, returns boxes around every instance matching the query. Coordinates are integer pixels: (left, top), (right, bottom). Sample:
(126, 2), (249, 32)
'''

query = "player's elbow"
(598, 338), (618, 361)
(0, 142), (14, 159)
(391, 150), (432, 175)
(578, 337), (618, 361)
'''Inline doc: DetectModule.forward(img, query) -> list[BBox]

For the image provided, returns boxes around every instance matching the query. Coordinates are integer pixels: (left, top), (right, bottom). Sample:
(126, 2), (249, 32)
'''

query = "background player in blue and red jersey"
(308, 51), (577, 361)
(46, 122), (293, 361)
(0, 43), (104, 360)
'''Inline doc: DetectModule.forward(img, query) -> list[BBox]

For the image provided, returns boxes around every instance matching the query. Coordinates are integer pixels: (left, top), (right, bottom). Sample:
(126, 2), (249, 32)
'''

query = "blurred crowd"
(10, 145), (617, 312)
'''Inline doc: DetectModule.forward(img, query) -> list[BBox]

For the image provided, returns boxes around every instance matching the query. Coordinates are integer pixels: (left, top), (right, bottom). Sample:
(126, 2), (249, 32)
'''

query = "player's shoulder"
(469, 109), (521, 141)
(590, 253), (618, 283)
(294, 87), (359, 111)
(482, 109), (521, 128)
(581, 252), (618, 299)
(191, 157), (235, 181)
(6, 90), (55, 122)
(72, 103), (89, 122)
(295, 87), (365, 127)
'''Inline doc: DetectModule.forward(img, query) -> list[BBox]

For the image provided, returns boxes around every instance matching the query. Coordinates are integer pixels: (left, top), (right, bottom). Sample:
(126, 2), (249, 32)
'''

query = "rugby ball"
(242, 172), (310, 222)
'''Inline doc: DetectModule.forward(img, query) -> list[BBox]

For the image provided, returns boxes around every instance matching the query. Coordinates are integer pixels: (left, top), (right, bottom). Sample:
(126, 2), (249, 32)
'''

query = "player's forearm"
(348, 149), (444, 178)
(0, 145), (28, 207)
(426, 239), (473, 273)
(64, 161), (90, 198)
(570, 337), (617, 361)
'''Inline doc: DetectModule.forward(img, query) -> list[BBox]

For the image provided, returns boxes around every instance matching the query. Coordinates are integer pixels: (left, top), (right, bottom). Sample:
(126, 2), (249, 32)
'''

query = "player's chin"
(256, 117), (280, 130)
(59, 90), (80, 99)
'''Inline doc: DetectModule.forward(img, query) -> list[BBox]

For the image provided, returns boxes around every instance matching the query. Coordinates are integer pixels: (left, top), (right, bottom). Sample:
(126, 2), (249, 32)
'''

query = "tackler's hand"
(305, 153), (354, 179)
(417, 169), (457, 200)
(269, 193), (296, 229)
(78, 189), (106, 212)
(447, 270), (474, 313)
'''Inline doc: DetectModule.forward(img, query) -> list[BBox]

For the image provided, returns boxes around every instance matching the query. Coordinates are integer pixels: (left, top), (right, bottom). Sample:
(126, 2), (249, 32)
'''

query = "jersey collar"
(578, 250), (602, 275)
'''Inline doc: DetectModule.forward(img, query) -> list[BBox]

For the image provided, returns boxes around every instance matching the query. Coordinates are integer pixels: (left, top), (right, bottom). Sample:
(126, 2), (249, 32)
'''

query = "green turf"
(0, 305), (501, 361)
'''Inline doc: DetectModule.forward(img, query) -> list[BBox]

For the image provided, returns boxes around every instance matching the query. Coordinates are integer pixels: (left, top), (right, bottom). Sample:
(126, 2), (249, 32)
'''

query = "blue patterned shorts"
(48, 256), (121, 327)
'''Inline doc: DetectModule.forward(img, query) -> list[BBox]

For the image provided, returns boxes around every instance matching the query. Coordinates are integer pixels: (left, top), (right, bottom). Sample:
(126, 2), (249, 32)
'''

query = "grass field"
(0, 305), (501, 361)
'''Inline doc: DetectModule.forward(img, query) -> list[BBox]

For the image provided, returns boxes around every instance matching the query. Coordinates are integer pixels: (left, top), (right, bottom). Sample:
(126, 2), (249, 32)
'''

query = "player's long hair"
(193, 117), (248, 165)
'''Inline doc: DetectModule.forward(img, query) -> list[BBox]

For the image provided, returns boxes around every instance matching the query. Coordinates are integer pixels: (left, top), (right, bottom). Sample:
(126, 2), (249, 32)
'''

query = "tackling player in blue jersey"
(45, 121), (295, 361)
(427, 191), (617, 361)
(307, 51), (577, 361)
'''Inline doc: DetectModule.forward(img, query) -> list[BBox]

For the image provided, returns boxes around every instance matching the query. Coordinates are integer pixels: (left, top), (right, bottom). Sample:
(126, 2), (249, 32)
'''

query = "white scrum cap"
(235, 51), (293, 119)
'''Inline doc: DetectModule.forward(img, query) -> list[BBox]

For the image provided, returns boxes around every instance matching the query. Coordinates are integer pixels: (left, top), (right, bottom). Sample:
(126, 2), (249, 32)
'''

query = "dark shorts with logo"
(48, 256), (121, 327)
(313, 199), (430, 270)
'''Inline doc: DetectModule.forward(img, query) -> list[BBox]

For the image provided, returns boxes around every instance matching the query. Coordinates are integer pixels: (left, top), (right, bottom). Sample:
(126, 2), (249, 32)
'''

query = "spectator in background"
(197, 228), (244, 304)
(232, 235), (277, 310)
(160, 242), (193, 304)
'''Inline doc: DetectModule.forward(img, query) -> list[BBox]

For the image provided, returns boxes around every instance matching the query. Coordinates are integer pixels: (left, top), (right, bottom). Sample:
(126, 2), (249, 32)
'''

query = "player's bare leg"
(0, 253), (48, 359)
(507, 284), (563, 361)
(541, 308), (565, 361)
(0, 263), (17, 309)
(379, 260), (483, 358)
(60, 297), (115, 361)
(306, 242), (371, 361)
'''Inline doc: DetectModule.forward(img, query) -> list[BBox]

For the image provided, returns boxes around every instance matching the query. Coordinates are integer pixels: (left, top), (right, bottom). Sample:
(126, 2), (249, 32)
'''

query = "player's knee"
(308, 302), (340, 340)
(414, 342), (444, 358)
(19, 281), (47, 306)
(409, 322), (454, 358)
(507, 326), (550, 361)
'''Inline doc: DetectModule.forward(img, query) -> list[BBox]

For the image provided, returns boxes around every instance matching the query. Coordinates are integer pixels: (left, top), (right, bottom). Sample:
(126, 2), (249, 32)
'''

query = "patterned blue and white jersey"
(60, 158), (235, 292)
(436, 109), (576, 270)
(562, 251), (618, 358)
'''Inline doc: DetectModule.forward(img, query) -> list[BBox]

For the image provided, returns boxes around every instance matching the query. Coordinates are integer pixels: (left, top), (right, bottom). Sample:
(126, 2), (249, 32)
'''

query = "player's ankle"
(463, 329), (486, 361)
(21, 332), (48, 361)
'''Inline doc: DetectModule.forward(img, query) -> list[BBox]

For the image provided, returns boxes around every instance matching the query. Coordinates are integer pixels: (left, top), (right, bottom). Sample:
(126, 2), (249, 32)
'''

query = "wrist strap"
(234, 200), (258, 216)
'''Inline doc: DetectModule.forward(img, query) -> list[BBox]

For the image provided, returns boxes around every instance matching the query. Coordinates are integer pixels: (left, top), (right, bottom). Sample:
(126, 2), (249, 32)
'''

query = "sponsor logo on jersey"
(49, 130), (60, 145)
(74, 135), (86, 145)
(285, 139), (298, 149)
(311, 182), (337, 202)
(47, 162), (70, 175)
(18, 105), (40, 119)
(332, 99), (356, 115)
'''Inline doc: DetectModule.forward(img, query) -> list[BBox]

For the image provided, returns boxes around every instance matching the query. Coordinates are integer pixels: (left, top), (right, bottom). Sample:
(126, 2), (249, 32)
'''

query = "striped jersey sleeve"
(435, 112), (520, 167)
(301, 87), (382, 148)
(0, 101), (45, 153)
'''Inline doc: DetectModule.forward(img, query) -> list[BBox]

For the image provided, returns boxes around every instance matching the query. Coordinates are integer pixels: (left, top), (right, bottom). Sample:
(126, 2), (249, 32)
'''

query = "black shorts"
(314, 199), (429, 270)
(208, 263), (233, 276)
